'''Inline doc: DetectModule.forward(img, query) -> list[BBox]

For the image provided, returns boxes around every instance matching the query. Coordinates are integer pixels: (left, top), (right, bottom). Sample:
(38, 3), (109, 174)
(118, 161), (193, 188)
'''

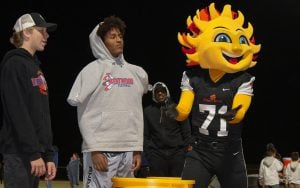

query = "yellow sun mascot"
(172, 3), (261, 188)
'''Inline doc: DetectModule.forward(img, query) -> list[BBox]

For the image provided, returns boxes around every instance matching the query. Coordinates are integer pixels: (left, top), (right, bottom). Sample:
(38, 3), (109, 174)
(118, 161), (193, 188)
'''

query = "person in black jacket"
(0, 13), (57, 188)
(143, 82), (192, 177)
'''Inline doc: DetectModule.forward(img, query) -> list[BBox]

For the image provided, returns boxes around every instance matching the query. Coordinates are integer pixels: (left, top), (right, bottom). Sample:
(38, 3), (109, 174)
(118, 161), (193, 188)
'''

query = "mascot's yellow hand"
(229, 94), (252, 124)
(176, 90), (195, 121)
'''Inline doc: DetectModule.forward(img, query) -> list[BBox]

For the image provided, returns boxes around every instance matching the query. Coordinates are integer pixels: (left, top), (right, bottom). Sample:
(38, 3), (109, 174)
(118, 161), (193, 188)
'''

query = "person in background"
(67, 15), (149, 188)
(67, 152), (81, 188)
(285, 152), (300, 188)
(258, 143), (283, 188)
(46, 145), (59, 188)
(0, 12), (57, 188)
(143, 82), (191, 177)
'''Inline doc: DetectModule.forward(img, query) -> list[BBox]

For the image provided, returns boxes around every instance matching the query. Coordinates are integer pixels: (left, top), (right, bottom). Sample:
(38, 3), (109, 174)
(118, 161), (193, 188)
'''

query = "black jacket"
(0, 48), (54, 162)
(143, 99), (192, 155)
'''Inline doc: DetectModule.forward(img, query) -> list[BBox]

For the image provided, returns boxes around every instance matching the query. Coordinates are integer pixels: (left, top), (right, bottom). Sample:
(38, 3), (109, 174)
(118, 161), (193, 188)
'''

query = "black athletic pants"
(181, 136), (248, 188)
(147, 148), (186, 177)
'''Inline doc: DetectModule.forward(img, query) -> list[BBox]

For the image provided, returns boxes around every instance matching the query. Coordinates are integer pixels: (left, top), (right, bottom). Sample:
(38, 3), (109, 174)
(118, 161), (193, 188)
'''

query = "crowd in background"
(258, 143), (300, 188)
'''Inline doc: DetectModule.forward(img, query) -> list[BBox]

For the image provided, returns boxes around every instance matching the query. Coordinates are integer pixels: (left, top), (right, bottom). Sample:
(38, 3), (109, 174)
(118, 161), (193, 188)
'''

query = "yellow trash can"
(112, 177), (195, 188)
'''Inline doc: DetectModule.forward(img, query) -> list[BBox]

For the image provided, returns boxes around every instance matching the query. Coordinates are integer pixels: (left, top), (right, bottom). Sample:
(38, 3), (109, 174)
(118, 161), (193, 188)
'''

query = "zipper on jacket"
(160, 106), (163, 124)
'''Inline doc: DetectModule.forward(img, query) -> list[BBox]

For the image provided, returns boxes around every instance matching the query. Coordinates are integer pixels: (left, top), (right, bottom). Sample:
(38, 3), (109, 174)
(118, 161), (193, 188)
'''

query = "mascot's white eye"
(239, 36), (249, 45)
(215, 33), (231, 43)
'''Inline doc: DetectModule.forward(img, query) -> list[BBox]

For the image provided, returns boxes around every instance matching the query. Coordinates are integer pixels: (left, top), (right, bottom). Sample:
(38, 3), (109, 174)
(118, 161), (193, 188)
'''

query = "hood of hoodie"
(263, 156), (276, 167)
(1, 48), (39, 65)
(290, 161), (299, 172)
(0, 48), (40, 73)
(89, 24), (126, 66)
(151, 82), (170, 103)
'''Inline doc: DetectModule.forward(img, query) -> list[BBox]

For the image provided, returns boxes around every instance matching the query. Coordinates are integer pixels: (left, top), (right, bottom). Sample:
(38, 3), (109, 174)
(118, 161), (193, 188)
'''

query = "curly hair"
(96, 15), (126, 41)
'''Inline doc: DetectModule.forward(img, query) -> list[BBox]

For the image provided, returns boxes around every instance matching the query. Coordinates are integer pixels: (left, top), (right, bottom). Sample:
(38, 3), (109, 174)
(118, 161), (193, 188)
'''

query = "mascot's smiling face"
(178, 3), (261, 73)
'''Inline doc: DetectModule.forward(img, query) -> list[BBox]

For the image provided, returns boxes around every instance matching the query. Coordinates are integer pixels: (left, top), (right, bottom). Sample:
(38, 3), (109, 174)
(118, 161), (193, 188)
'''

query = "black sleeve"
(43, 146), (55, 163)
(179, 118), (192, 147)
(2, 61), (41, 160)
(143, 109), (151, 152)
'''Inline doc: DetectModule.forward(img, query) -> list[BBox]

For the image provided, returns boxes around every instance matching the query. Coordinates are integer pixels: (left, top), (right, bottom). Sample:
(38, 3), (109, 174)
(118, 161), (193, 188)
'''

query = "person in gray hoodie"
(67, 15), (149, 188)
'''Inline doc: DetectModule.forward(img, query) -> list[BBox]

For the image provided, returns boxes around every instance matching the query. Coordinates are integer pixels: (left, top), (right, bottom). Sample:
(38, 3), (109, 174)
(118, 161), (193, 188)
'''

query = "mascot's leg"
(218, 139), (247, 188)
(181, 150), (212, 188)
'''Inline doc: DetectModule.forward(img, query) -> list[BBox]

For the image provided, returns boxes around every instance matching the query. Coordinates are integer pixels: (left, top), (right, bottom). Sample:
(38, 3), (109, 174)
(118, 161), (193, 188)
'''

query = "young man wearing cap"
(0, 13), (57, 188)
(143, 82), (192, 177)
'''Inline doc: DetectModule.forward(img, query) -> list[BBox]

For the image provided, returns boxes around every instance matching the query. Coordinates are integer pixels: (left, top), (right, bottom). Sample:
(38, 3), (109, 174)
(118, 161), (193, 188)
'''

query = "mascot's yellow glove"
(229, 94), (252, 124)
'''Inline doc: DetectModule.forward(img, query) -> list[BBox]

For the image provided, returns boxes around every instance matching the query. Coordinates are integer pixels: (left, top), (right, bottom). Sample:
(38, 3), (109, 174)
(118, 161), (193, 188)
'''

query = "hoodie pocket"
(94, 110), (139, 143)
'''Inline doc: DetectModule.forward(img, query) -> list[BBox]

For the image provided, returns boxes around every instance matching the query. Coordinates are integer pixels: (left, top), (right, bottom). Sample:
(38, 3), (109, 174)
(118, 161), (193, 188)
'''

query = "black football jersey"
(180, 68), (254, 139)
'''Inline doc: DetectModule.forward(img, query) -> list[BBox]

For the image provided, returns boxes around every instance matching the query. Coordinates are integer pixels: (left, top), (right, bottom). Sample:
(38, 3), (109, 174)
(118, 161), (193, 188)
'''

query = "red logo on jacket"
(31, 70), (48, 95)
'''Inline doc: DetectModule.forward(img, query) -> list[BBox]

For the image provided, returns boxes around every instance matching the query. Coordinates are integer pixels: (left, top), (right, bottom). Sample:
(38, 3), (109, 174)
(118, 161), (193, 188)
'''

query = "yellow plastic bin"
(147, 177), (181, 180)
(112, 177), (195, 188)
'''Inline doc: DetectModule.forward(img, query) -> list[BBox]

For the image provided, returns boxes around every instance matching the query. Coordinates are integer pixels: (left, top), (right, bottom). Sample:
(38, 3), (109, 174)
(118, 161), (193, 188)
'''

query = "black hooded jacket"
(0, 48), (54, 162)
(143, 82), (192, 155)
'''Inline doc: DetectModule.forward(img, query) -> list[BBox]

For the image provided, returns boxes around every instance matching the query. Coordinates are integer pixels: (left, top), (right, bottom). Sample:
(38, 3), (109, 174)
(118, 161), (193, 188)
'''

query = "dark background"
(1, 0), (299, 168)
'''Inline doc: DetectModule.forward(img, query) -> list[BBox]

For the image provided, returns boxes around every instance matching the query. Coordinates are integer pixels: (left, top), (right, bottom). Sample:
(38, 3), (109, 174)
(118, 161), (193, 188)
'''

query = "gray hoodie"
(67, 24), (149, 152)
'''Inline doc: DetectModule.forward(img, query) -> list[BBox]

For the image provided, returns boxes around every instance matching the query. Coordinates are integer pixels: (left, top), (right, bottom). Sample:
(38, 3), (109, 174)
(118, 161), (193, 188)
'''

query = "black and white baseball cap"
(13, 12), (57, 32)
